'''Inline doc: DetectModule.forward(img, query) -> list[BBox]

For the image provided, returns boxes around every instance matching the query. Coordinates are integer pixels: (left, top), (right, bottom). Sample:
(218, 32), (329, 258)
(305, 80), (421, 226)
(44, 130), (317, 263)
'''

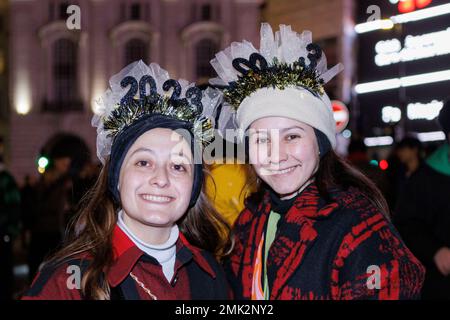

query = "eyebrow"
(281, 126), (305, 132)
(253, 126), (305, 134)
(170, 152), (192, 163)
(130, 148), (193, 164)
(130, 147), (155, 156)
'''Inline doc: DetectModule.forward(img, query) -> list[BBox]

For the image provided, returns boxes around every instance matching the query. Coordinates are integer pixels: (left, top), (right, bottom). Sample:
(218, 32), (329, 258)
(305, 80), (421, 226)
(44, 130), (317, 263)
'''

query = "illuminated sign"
(355, 69), (450, 94)
(355, 3), (450, 34)
(364, 136), (394, 147)
(375, 28), (450, 66)
(356, 0), (449, 141)
(407, 100), (444, 120)
(380, 100), (443, 123)
(417, 131), (446, 141)
(382, 106), (402, 123)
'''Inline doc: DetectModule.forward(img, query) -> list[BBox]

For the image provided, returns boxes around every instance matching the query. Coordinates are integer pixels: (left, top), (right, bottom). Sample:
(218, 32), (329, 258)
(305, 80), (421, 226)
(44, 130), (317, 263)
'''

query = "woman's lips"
(139, 194), (174, 204)
(261, 165), (300, 176)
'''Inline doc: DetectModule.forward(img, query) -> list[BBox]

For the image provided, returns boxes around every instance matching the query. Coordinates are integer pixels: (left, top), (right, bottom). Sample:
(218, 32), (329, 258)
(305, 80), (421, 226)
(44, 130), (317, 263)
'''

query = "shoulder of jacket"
(23, 256), (92, 298)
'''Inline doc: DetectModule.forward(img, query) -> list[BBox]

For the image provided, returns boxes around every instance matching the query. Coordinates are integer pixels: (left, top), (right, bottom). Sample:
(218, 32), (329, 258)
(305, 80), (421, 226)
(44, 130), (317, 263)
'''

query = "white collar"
(117, 210), (179, 264)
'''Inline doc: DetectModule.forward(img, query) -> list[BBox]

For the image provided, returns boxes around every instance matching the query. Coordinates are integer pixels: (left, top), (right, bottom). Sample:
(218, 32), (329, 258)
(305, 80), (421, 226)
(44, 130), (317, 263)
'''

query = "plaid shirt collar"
(107, 224), (216, 287)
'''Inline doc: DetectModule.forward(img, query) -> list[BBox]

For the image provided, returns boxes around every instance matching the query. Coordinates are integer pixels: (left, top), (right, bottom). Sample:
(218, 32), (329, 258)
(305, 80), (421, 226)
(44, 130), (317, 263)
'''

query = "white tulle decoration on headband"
(91, 60), (221, 164)
(209, 23), (344, 139)
(210, 23), (343, 87)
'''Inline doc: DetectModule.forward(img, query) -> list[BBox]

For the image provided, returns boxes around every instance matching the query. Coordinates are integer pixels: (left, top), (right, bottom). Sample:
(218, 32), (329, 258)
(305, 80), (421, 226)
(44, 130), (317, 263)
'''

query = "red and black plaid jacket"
(22, 225), (229, 300)
(226, 183), (425, 300)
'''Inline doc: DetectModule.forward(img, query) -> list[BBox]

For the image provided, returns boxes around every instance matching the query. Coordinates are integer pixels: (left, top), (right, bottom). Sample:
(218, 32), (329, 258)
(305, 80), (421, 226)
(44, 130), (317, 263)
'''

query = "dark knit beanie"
(107, 114), (203, 209)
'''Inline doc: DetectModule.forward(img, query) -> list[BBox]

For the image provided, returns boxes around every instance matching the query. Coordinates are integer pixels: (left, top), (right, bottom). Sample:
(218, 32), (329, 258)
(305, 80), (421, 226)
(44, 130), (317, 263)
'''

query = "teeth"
(141, 194), (172, 203)
(269, 166), (297, 175)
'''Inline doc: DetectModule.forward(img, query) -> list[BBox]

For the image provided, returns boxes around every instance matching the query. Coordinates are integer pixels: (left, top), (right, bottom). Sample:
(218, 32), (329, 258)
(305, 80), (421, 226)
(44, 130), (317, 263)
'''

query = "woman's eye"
(173, 164), (186, 172)
(256, 137), (269, 144)
(286, 134), (301, 141)
(136, 160), (150, 167)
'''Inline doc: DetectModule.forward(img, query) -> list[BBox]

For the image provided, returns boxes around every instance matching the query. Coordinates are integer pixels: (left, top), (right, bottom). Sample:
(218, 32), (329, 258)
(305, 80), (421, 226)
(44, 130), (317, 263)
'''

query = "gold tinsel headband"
(92, 61), (220, 164)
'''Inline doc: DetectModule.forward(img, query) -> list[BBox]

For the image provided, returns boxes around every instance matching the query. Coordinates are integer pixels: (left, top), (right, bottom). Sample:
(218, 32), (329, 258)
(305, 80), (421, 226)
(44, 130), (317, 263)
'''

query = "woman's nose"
(268, 141), (288, 164)
(149, 167), (170, 188)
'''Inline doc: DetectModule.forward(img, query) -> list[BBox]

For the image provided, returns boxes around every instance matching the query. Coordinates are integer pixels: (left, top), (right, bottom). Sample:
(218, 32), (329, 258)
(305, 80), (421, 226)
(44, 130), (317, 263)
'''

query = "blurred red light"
(379, 160), (389, 170)
(416, 0), (432, 9)
(398, 0), (432, 13)
(399, 0), (416, 13)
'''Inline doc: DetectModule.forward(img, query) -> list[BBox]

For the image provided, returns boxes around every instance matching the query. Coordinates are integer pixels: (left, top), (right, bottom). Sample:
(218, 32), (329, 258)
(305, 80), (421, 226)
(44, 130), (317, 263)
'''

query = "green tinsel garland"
(223, 60), (325, 110)
(103, 95), (213, 146)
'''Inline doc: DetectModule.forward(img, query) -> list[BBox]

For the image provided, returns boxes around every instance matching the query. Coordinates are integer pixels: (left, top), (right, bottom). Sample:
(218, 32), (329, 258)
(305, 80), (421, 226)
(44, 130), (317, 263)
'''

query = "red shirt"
(22, 225), (230, 300)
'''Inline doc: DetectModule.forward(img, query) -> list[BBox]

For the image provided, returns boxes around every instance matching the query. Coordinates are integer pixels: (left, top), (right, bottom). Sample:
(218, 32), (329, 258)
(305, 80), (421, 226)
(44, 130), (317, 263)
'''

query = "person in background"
(396, 137), (423, 179)
(395, 100), (450, 299)
(0, 138), (22, 300)
(68, 161), (101, 228)
(387, 137), (423, 211)
(21, 175), (38, 235)
(346, 138), (389, 198)
(27, 151), (73, 280)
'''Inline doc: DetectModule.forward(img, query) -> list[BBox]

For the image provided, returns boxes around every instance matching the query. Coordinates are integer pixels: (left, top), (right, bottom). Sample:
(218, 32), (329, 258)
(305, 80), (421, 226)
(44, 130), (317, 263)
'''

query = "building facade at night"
(262, 0), (356, 105)
(0, 0), (8, 150)
(9, 0), (262, 183)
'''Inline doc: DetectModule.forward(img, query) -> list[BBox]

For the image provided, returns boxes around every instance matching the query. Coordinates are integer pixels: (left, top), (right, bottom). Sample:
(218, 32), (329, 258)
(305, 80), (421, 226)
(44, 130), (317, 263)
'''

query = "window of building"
(131, 3), (141, 20)
(125, 38), (148, 65)
(191, 2), (219, 22)
(59, 2), (69, 20)
(48, 1), (79, 22)
(195, 39), (217, 80)
(201, 4), (211, 21)
(50, 38), (79, 111)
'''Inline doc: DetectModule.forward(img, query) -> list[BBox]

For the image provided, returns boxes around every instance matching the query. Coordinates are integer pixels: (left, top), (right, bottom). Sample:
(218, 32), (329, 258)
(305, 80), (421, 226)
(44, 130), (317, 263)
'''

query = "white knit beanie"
(209, 23), (343, 148)
(237, 86), (336, 148)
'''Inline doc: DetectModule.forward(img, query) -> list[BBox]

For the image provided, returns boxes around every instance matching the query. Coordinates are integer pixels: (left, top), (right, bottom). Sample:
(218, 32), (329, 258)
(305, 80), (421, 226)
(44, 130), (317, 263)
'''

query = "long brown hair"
(243, 150), (390, 217)
(43, 159), (231, 300)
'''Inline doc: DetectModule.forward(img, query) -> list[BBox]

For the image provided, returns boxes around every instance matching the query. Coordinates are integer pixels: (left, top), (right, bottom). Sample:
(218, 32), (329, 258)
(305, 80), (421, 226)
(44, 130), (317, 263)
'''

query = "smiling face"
(118, 128), (194, 244)
(248, 117), (320, 199)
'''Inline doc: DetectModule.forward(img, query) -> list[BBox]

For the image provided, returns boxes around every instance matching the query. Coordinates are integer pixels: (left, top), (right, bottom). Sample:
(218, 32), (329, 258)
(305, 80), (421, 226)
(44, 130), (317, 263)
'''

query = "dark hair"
(243, 150), (390, 218)
(396, 136), (422, 151)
